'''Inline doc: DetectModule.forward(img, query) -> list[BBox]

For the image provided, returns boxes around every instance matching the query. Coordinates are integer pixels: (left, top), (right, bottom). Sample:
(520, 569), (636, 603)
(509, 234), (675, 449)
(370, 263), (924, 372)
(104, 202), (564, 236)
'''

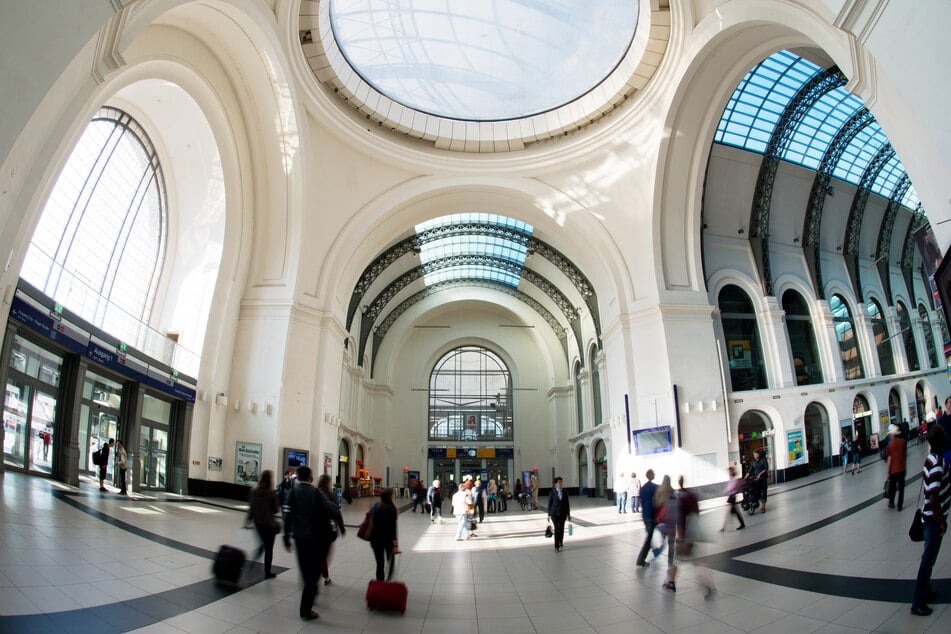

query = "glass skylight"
(715, 50), (921, 211)
(329, 0), (638, 121)
(415, 213), (533, 287)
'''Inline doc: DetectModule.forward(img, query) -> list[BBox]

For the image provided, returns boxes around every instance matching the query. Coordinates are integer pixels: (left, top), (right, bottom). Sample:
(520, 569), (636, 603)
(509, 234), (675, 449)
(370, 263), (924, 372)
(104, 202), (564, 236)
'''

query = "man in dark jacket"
(283, 466), (339, 621)
(635, 469), (658, 566)
(547, 476), (571, 553)
(98, 438), (114, 492)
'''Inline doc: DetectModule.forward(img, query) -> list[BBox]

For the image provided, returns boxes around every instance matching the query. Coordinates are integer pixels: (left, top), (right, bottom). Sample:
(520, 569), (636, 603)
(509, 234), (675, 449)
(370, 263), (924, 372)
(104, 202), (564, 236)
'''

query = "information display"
(632, 426), (672, 455)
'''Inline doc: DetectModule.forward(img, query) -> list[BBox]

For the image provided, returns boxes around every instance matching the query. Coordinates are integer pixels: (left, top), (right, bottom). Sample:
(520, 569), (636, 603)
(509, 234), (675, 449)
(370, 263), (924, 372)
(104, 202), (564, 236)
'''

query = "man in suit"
(547, 476), (571, 553)
(635, 469), (658, 566)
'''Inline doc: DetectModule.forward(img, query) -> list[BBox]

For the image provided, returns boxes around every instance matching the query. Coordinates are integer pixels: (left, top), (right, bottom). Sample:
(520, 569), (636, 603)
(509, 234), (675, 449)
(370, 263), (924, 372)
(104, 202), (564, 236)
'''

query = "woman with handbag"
(369, 488), (399, 580)
(248, 470), (281, 579)
(317, 474), (345, 586)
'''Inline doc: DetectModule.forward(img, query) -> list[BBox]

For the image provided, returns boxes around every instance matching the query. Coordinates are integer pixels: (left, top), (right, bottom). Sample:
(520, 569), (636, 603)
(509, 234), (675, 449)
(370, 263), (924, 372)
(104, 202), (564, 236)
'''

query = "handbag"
(882, 478), (889, 500)
(909, 510), (924, 542)
(357, 504), (375, 541)
(545, 520), (553, 539)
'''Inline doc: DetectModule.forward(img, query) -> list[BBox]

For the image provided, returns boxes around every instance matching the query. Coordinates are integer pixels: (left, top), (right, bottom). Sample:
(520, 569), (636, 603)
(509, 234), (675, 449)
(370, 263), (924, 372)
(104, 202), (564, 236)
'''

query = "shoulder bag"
(908, 460), (928, 543)
(357, 503), (376, 541)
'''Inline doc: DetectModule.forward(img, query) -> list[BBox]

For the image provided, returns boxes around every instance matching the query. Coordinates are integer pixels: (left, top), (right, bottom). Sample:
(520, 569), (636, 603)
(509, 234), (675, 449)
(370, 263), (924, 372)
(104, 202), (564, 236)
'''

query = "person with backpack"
(96, 438), (114, 492)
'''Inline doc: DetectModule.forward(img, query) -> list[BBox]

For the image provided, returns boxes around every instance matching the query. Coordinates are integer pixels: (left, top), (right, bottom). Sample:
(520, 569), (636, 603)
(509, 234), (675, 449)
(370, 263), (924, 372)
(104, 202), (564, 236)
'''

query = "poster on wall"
(208, 457), (222, 472)
(727, 340), (752, 369)
(324, 452), (333, 476)
(786, 429), (806, 467)
(235, 441), (262, 485)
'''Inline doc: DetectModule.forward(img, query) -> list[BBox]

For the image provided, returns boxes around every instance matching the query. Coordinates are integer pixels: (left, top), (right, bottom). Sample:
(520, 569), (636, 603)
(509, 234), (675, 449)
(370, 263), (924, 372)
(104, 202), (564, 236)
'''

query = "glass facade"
(3, 336), (63, 474)
(782, 290), (822, 385)
(830, 294), (864, 380)
(428, 346), (512, 442)
(719, 285), (767, 391)
(866, 299), (895, 375)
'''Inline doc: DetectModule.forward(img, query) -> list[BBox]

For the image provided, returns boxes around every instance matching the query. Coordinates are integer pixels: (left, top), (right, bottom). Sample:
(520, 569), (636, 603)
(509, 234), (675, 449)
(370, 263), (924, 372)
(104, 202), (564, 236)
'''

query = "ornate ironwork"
(749, 67), (846, 296)
(843, 144), (894, 302)
(801, 108), (873, 298)
(874, 174), (911, 303)
(368, 278), (571, 378)
(346, 222), (602, 344)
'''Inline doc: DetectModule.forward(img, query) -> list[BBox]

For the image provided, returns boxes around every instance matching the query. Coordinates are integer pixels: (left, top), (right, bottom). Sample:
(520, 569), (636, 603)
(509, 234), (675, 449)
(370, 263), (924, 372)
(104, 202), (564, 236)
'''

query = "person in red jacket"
(886, 424), (907, 510)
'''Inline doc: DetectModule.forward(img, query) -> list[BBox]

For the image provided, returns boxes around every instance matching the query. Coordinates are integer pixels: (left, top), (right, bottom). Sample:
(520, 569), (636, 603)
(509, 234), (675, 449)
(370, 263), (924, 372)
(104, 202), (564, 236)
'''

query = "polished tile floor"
(0, 444), (949, 633)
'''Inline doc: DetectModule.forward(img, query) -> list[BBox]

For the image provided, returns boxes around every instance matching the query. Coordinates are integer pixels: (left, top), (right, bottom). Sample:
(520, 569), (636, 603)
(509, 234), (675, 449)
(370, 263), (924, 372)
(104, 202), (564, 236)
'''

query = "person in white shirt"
(628, 472), (641, 513)
(614, 472), (629, 513)
(452, 477), (473, 541)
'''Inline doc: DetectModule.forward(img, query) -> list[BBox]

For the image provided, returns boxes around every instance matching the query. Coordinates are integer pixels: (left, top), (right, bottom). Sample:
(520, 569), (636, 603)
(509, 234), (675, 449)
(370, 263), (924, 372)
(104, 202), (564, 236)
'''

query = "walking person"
(115, 440), (128, 495)
(547, 476), (571, 553)
(474, 479), (486, 523)
(840, 437), (850, 474)
(282, 466), (339, 621)
(369, 488), (399, 581)
(427, 479), (443, 523)
(886, 423), (907, 511)
(615, 471), (628, 513)
(635, 469), (658, 566)
(911, 426), (950, 616)
(411, 479), (424, 513)
(98, 438), (114, 492)
(530, 474), (540, 510)
(452, 479), (471, 541)
(499, 478), (509, 512)
(850, 434), (863, 474)
(487, 478), (498, 513)
(721, 466), (745, 531)
(248, 470), (281, 580)
(629, 472), (641, 513)
(749, 448), (769, 512)
(317, 474), (345, 585)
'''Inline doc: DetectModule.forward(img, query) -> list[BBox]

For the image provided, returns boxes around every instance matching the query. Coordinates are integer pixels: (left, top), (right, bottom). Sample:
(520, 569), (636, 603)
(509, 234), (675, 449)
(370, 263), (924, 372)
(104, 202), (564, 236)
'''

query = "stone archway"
(804, 402), (830, 472)
(577, 445), (588, 497)
(337, 438), (351, 488)
(593, 439), (608, 498)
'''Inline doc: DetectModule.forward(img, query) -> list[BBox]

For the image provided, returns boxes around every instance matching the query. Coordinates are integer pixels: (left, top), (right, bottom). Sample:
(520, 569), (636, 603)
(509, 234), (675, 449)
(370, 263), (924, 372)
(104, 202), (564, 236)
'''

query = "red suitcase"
(366, 578), (408, 613)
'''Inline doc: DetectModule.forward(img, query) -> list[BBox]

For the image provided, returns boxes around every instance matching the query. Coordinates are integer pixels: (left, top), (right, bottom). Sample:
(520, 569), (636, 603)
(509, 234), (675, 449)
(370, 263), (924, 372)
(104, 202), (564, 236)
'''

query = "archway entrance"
(915, 381), (929, 426)
(737, 411), (772, 478)
(593, 439), (608, 498)
(577, 446), (588, 496)
(337, 438), (351, 488)
(852, 395), (873, 455)
(804, 402), (830, 472)
(888, 388), (902, 429)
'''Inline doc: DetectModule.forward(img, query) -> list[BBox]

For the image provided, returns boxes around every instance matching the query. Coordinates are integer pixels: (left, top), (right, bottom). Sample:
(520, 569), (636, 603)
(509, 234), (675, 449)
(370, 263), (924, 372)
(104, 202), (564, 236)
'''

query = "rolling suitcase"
(366, 578), (408, 613)
(213, 545), (245, 586)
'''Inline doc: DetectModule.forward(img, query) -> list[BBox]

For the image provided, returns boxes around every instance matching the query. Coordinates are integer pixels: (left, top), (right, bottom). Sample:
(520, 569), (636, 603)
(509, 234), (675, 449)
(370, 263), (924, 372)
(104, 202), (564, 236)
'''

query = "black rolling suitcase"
(213, 545), (245, 586)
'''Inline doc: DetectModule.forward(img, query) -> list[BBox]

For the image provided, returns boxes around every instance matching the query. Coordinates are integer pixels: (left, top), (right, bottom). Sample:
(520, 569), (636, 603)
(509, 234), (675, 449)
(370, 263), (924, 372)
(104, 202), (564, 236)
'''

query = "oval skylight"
(329, 0), (639, 121)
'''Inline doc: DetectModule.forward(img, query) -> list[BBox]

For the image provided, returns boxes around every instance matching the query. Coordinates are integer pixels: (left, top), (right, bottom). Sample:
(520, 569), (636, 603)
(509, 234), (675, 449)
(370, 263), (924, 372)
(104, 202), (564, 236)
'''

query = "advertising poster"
(235, 441), (262, 485)
(208, 457), (222, 472)
(324, 452), (333, 476)
(786, 429), (806, 467)
(728, 339), (752, 369)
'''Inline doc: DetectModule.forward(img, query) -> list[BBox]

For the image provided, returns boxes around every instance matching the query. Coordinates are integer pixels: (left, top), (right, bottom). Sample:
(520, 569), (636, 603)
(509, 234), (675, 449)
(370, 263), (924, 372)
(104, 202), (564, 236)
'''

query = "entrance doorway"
(803, 402), (830, 472)
(852, 394), (872, 455)
(593, 439), (607, 498)
(138, 425), (168, 488)
(737, 410), (771, 478)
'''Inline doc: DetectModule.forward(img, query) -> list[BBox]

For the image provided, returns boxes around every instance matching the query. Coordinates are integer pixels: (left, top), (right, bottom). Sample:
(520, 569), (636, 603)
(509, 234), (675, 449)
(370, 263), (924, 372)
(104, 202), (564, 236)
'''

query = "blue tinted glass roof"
(714, 50), (921, 212)
(415, 213), (533, 287)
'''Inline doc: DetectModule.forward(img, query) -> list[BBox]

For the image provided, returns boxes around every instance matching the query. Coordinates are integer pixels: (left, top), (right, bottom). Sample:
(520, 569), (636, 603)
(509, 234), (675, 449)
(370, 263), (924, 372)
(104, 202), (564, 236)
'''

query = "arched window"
(574, 361), (584, 433)
(589, 346), (603, 426)
(896, 301), (919, 371)
(918, 304), (939, 368)
(718, 285), (767, 391)
(21, 106), (167, 337)
(428, 346), (512, 441)
(830, 294), (864, 380)
(866, 299), (895, 375)
(782, 290), (821, 385)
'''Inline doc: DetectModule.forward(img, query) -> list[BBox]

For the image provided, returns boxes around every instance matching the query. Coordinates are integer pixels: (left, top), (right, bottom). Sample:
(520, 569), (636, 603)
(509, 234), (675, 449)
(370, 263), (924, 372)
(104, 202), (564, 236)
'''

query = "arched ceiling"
(347, 213), (601, 377)
(704, 49), (928, 302)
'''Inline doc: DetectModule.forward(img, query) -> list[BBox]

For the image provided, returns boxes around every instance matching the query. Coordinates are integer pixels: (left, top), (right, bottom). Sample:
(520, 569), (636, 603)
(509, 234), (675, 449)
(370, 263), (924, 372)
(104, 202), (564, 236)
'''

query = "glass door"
(3, 379), (58, 475)
(139, 425), (169, 489)
(28, 391), (56, 474)
(3, 379), (29, 469)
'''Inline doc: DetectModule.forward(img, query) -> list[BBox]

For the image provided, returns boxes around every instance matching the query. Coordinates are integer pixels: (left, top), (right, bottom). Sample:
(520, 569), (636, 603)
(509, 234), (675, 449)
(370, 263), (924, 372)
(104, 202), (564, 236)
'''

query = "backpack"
(92, 447), (103, 466)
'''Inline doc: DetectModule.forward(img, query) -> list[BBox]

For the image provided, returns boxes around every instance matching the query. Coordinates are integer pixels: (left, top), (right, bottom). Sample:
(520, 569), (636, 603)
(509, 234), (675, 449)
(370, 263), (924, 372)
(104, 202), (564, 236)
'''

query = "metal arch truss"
(346, 221), (601, 336)
(748, 66), (846, 297)
(843, 144), (895, 302)
(368, 278), (573, 378)
(874, 174), (912, 303)
(356, 254), (582, 366)
(900, 209), (928, 308)
(802, 108), (875, 298)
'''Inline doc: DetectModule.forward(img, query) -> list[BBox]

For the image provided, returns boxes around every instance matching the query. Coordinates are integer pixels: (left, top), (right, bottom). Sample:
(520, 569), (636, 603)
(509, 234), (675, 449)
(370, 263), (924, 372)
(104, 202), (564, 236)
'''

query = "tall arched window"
(866, 299), (895, 375)
(918, 304), (939, 368)
(589, 345), (603, 427)
(782, 290), (821, 385)
(428, 346), (512, 441)
(21, 106), (167, 337)
(718, 285), (767, 391)
(574, 361), (584, 433)
(830, 294), (864, 380)
(896, 301), (920, 372)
